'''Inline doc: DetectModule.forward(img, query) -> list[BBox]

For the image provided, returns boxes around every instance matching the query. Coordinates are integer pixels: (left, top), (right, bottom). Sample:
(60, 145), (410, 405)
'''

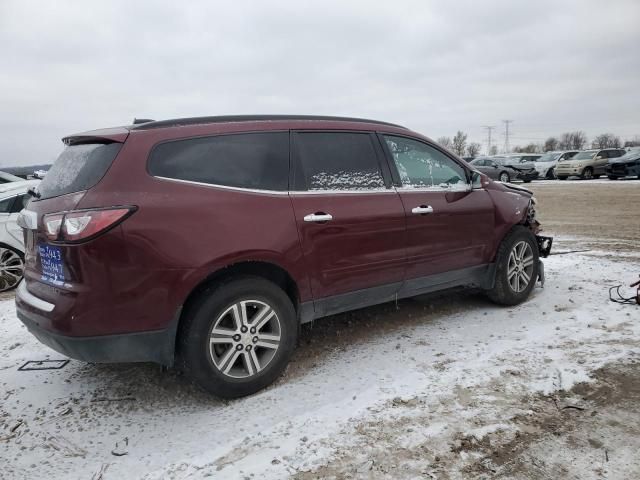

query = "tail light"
(43, 207), (136, 243)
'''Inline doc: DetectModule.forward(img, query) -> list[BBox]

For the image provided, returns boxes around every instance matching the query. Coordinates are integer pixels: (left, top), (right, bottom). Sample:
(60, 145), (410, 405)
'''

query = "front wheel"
(0, 245), (25, 292)
(178, 276), (298, 398)
(581, 167), (594, 180)
(499, 171), (510, 183)
(487, 227), (539, 306)
(557, 176), (568, 180)
(608, 175), (617, 180)
(546, 168), (556, 179)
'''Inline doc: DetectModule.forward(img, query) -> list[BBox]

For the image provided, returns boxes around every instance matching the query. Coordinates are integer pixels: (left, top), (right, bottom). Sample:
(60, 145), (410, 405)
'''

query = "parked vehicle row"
(467, 147), (639, 182)
(555, 148), (626, 180)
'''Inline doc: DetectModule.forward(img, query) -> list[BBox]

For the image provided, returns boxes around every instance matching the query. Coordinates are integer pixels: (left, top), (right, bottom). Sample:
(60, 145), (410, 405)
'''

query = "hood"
(609, 155), (640, 165)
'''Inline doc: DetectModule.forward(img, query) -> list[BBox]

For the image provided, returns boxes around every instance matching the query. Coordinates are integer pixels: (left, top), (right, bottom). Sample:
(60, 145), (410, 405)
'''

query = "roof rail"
(130, 115), (407, 130)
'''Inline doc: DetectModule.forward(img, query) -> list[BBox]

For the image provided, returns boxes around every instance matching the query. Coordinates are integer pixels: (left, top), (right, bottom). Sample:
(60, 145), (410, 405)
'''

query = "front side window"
(294, 132), (385, 191)
(149, 132), (289, 191)
(384, 135), (467, 190)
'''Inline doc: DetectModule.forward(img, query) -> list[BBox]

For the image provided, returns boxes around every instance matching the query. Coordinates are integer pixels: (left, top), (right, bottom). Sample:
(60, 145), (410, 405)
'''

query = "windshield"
(618, 151), (640, 161)
(572, 151), (597, 160)
(536, 153), (559, 162)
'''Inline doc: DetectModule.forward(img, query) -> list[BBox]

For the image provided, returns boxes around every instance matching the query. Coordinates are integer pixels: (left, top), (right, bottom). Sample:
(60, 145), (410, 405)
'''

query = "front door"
(380, 134), (495, 284)
(289, 131), (406, 314)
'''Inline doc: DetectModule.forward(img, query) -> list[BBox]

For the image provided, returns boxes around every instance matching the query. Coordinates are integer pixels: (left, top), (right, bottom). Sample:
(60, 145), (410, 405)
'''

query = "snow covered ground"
(1, 248), (639, 479)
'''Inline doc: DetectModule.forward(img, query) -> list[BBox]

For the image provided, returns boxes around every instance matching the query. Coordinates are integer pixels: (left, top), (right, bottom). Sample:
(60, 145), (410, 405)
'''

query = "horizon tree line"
(436, 131), (640, 156)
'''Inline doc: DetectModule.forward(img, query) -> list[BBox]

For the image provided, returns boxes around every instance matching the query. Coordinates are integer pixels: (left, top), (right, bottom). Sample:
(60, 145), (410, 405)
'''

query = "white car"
(533, 151), (579, 179)
(0, 180), (40, 291)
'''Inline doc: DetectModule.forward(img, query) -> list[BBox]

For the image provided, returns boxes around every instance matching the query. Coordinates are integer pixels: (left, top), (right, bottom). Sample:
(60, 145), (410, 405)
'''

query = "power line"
(503, 120), (513, 153)
(482, 125), (496, 155)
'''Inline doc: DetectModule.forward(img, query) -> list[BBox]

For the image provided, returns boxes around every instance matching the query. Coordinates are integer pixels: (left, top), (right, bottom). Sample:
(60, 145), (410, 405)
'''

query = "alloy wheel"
(499, 172), (509, 182)
(507, 241), (534, 293)
(208, 299), (281, 379)
(583, 168), (593, 180)
(0, 247), (24, 292)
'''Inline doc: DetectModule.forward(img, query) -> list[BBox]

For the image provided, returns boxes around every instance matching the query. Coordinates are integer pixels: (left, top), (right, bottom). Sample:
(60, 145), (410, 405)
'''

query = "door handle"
(411, 205), (434, 215)
(304, 213), (333, 222)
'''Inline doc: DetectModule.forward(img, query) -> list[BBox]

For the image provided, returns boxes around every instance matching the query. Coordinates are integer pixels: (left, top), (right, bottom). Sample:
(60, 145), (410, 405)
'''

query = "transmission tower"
(482, 126), (496, 155)
(503, 120), (513, 153)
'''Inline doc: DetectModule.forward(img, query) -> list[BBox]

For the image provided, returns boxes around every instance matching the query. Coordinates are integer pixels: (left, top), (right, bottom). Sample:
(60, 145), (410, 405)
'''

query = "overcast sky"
(1, 0), (639, 166)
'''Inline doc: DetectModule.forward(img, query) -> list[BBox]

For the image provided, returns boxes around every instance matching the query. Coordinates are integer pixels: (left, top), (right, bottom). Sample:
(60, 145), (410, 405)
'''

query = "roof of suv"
(130, 115), (408, 131)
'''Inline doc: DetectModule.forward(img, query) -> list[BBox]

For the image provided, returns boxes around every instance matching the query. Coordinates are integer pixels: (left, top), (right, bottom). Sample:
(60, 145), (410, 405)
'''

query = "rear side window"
(37, 143), (122, 200)
(149, 132), (289, 191)
(293, 132), (385, 191)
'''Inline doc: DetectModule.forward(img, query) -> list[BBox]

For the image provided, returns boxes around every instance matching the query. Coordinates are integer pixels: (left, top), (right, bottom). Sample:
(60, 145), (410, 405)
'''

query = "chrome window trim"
(395, 185), (472, 193)
(289, 188), (396, 196)
(153, 176), (290, 195)
(154, 176), (398, 196)
(17, 282), (55, 312)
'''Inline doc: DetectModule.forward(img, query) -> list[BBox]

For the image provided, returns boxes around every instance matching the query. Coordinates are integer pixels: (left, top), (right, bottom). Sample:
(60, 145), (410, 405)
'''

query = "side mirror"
(596, 156), (603, 160)
(471, 171), (483, 189)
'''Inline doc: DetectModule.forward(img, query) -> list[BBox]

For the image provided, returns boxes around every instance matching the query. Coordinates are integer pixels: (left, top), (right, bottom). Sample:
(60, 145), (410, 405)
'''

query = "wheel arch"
(172, 260), (303, 366)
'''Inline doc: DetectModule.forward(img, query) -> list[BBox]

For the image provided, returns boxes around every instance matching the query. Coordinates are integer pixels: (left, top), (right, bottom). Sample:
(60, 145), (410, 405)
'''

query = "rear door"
(289, 131), (406, 315)
(380, 134), (495, 284)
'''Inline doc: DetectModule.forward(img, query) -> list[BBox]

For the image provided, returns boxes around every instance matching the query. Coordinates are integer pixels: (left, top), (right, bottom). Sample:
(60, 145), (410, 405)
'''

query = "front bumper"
(514, 170), (539, 182)
(15, 283), (178, 366)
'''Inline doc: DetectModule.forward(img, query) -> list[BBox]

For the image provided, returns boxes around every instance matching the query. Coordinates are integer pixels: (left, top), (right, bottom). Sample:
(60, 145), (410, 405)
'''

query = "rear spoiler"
(62, 126), (129, 146)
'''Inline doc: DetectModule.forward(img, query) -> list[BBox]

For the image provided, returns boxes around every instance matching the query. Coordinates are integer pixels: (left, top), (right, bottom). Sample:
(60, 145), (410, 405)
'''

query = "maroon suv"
(15, 115), (551, 398)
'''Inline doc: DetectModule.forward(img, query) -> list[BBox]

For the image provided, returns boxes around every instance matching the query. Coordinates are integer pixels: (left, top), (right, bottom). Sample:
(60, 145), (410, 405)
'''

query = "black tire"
(557, 176), (568, 180)
(499, 171), (510, 183)
(546, 168), (556, 180)
(523, 179), (532, 183)
(593, 174), (601, 179)
(178, 276), (297, 399)
(486, 226), (540, 306)
(608, 175), (617, 180)
(581, 167), (594, 180)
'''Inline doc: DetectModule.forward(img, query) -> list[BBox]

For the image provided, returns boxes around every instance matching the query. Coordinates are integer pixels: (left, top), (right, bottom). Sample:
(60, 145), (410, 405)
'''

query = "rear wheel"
(178, 276), (297, 398)
(0, 246), (24, 292)
(499, 171), (510, 183)
(487, 227), (539, 306)
(581, 167), (594, 180)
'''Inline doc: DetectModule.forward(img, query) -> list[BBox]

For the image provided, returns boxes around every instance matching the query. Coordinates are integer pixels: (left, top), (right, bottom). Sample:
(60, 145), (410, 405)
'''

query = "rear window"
(37, 143), (122, 200)
(148, 132), (289, 191)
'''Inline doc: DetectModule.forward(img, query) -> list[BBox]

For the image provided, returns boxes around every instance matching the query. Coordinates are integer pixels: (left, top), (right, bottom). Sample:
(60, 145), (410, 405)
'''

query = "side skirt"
(300, 263), (496, 324)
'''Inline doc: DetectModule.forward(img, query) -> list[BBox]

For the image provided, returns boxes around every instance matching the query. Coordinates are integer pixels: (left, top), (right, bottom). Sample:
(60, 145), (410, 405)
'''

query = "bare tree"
(466, 142), (481, 158)
(559, 131), (588, 150)
(437, 136), (452, 150)
(489, 145), (498, 155)
(592, 133), (621, 149)
(451, 131), (468, 156)
(513, 143), (540, 153)
(624, 135), (640, 147)
(571, 131), (588, 149)
(544, 137), (559, 152)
